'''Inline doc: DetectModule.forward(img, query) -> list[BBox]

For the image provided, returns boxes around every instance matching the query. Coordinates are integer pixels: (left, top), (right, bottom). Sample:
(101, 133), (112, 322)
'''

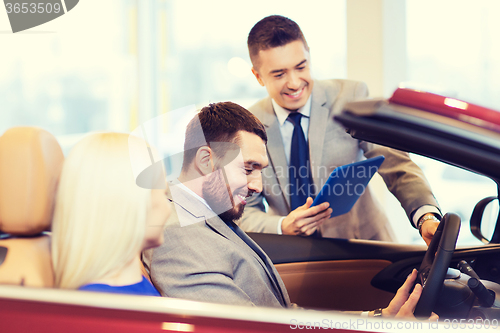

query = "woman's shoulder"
(79, 276), (160, 296)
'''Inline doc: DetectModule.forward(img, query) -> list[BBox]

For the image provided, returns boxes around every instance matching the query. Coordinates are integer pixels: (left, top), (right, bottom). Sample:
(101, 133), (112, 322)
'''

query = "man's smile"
(235, 194), (247, 205)
(284, 86), (305, 99)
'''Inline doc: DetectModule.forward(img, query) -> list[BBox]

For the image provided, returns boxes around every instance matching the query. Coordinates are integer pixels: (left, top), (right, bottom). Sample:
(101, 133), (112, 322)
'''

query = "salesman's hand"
(421, 219), (439, 247)
(281, 197), (332, 236)
(379, 269), (438, 320)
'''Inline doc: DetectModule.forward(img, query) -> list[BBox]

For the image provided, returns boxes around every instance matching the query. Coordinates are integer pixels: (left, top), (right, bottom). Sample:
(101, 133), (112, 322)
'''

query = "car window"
(441, 165), (492, 183)
(384, 154), (498, 246)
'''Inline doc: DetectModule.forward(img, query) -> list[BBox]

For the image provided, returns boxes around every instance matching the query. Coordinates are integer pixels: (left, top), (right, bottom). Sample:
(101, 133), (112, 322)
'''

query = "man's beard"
(202, 168), (245, 224)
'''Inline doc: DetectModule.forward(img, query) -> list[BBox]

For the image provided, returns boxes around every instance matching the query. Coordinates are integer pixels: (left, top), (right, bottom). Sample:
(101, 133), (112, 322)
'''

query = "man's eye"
(297, 66), (305, 70)
(274, 73), (284, 78)
(244, 169), (253, 175)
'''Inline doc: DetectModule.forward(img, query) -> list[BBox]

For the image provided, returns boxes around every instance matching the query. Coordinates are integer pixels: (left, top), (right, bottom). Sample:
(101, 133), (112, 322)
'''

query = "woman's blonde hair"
(52, 133), (153, 289)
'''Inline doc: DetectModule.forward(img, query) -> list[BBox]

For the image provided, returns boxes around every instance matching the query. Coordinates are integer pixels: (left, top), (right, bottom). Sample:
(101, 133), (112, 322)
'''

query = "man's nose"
(247, 174), (263, 194)
(286, 72), (301, 90)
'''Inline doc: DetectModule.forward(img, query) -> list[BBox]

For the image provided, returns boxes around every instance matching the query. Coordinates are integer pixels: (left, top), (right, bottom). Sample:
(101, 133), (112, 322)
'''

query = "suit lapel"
(167, 186), (289, 306)
(232, 225), (289, 306)
(308, 83), (330, 188)
(261, 85), (334, 200)
(205, 215), (288, 307)
(261, 98), (291, 209)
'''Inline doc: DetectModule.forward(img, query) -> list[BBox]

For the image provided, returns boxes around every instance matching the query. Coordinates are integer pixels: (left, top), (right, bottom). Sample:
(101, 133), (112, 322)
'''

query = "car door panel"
(276, 259), (394, 311)
(249, 233), (500, 311)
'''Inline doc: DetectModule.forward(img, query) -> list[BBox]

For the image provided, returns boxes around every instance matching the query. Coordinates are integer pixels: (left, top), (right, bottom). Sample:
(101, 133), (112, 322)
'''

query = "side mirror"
(470, 196), (500, 244)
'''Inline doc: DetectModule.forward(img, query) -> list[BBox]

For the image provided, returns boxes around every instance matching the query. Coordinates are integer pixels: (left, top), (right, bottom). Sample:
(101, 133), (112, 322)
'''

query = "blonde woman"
(51, 133), (169, 295)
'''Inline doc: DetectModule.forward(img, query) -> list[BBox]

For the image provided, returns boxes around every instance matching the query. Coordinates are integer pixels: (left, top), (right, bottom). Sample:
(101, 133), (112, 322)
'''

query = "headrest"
(0, 127), (64, 235)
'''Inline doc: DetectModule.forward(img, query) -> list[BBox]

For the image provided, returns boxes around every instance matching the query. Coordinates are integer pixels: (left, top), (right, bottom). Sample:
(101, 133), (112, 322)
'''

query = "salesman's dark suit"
(142, 183), (291, 308)
(238, 79), (439, 240)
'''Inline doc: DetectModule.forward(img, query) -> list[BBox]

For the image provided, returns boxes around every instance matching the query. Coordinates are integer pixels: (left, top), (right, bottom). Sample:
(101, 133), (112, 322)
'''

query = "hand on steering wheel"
(413, 213), (461, 318)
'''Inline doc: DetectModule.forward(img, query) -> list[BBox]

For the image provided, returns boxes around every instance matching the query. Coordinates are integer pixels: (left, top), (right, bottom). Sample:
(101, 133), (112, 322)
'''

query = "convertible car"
(1, 88), (500, 332)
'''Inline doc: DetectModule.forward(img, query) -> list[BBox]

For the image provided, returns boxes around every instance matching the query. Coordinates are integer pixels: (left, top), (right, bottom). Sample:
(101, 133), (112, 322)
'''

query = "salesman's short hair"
(247, 15), (309, 69)
(181, 101), (267, 171)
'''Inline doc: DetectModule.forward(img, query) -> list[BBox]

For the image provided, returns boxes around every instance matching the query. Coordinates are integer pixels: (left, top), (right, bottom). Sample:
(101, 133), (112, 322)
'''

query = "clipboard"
(311, 155), (385, 217)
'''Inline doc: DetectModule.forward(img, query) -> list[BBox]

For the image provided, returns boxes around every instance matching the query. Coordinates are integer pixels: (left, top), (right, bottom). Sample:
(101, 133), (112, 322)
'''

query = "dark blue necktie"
(287, 112), (313, 210)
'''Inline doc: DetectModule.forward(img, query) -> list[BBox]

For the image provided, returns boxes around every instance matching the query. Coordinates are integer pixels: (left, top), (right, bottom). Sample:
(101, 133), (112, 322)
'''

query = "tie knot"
(287, 112), (303, 126)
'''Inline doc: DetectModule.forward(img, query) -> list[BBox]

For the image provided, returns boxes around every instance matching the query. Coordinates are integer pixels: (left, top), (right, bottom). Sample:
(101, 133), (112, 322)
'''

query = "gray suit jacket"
(142, 183), (291, 308)
(238, 79), (439, 240)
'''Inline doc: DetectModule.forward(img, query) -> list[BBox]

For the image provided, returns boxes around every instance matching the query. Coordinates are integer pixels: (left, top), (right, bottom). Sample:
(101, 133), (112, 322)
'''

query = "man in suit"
(143, 102), (429, 318)
(238, 15), (441, 245)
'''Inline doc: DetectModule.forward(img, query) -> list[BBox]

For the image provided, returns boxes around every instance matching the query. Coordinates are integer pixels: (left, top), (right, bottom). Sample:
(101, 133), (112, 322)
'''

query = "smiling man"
(142, 101), (434, 319)
(251, 40), (313, 112)
(238, 15), (441, 244)
(143, 102), (291, 307)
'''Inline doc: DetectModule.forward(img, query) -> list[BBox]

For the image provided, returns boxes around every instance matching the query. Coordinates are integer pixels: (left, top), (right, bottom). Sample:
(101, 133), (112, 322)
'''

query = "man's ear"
(194, 146), (214, 175)
(251, 67), (265, 87)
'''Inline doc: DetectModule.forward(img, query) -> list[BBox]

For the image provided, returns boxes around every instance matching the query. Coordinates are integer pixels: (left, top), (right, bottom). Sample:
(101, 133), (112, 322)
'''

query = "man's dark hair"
(181, 101), (267, 171)
(247, 15), (309, 68)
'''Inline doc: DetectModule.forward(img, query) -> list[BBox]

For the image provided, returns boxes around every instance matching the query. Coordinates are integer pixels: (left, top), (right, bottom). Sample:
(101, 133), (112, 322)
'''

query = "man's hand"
(281, 198), (332, 236)
(380, 269), (438, 320)
(420, 218), (440, 246)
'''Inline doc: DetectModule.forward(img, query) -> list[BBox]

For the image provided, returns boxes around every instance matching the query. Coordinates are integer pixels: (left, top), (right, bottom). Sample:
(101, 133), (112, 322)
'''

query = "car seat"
(0, 127), (64, 287)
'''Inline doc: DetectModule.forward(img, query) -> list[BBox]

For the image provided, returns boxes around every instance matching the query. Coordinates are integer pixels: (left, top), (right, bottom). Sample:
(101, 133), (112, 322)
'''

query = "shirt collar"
(175, 180), (213, 212)
(272, 96), (312, 126)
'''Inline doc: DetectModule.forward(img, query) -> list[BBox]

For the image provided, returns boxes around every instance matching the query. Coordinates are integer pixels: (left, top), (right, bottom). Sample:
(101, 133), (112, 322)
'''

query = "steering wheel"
(413, 212), (461, 318)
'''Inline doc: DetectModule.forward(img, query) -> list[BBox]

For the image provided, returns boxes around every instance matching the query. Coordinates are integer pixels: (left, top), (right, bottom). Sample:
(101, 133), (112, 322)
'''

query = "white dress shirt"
(271, 97), (312, 234)
(272, 97), (312, 165)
